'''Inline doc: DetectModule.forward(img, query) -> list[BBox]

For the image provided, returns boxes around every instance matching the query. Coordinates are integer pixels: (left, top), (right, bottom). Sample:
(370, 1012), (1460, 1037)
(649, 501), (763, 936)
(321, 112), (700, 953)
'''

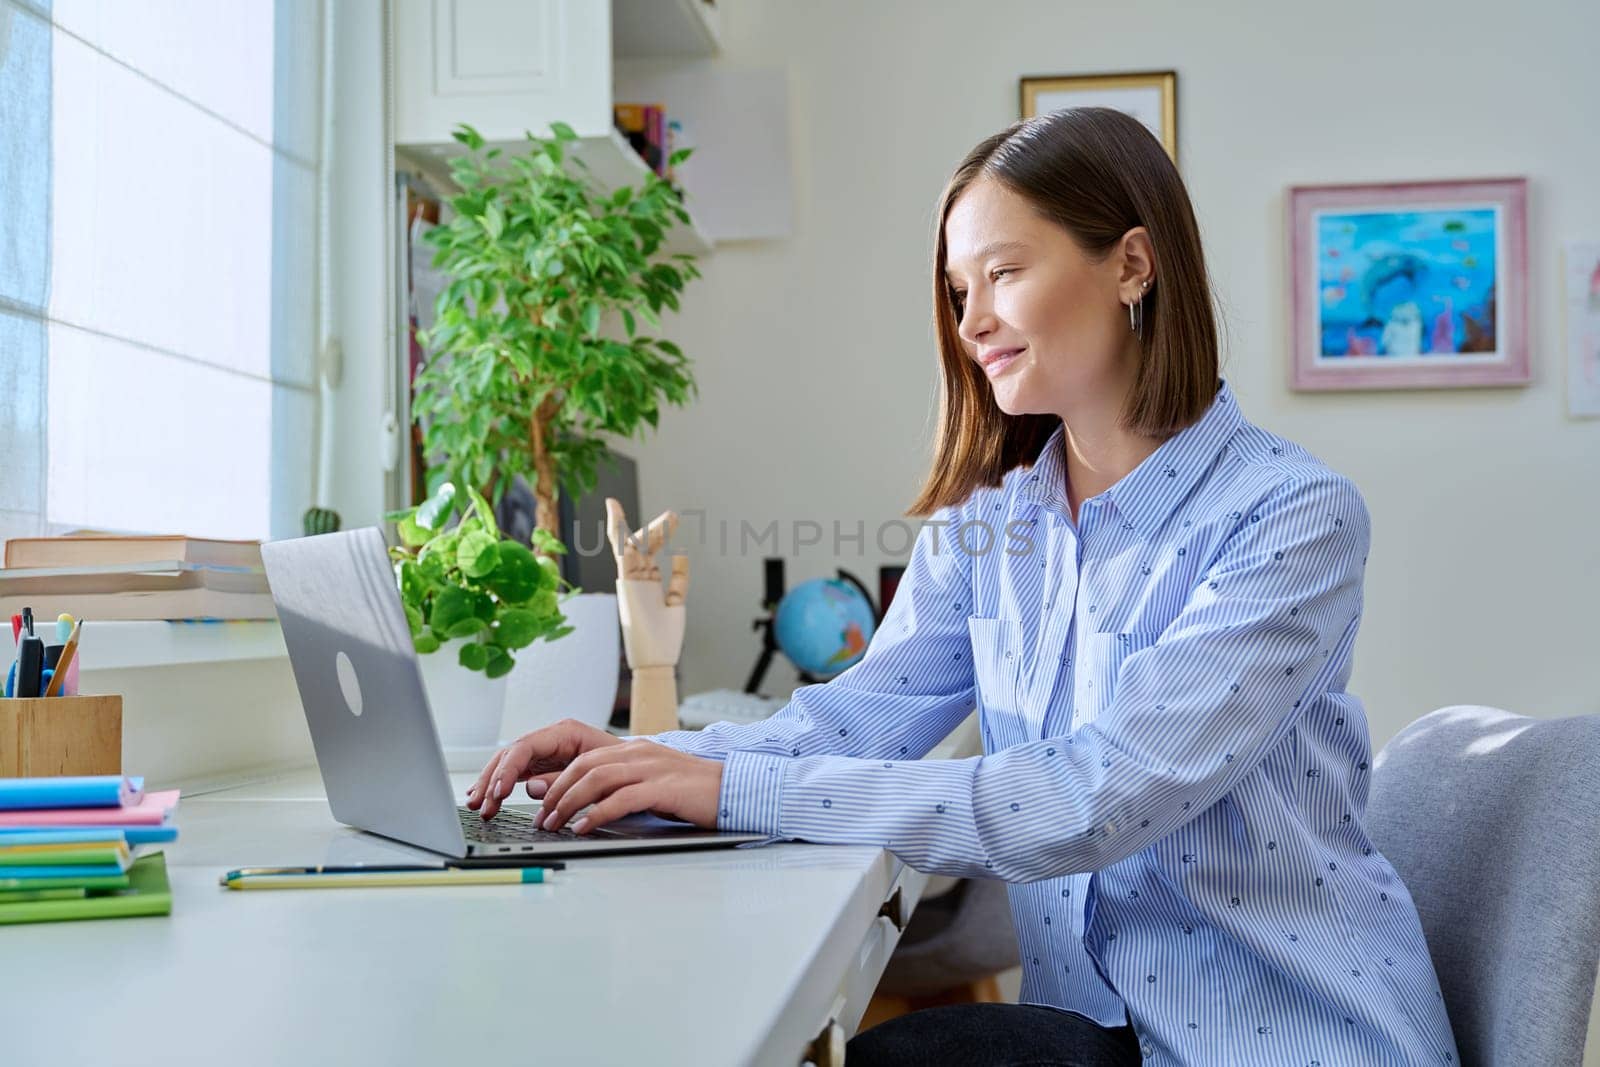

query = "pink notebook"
(0, 790), (180, 828)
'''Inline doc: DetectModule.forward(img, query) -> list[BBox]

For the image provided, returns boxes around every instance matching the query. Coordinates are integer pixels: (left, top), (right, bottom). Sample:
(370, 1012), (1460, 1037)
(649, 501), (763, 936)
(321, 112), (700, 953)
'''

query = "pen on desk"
(43, 619), (81, 698)
(219, 866), (552, 890)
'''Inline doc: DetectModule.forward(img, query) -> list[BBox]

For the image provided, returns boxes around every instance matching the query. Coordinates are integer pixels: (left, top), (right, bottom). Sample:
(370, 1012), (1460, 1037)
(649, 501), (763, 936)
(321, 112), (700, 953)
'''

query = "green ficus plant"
(414, 121), (700, 546)
(384, 482), (572, 678)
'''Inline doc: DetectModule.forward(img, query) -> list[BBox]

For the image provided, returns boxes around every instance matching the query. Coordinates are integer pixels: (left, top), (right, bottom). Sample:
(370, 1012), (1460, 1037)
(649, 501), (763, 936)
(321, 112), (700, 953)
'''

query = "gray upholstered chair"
(1366, 705), (1600, 1067)
(877, 875), (1018, 997)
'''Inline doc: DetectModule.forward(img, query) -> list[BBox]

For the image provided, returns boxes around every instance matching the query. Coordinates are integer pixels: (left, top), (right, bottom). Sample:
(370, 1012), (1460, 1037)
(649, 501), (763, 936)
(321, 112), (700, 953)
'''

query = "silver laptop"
(260, 527), (767, 859)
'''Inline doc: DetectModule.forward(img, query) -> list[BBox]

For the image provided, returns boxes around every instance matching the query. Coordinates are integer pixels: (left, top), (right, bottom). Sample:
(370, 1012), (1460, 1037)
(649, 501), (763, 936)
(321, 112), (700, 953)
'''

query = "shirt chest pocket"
(1066, 630), (1162, 732)
(967, 617), (1025, 751)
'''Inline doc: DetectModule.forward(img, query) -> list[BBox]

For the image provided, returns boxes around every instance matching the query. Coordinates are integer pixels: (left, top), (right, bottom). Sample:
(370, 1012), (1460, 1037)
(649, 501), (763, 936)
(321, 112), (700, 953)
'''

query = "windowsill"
(77, 619), (287, 672)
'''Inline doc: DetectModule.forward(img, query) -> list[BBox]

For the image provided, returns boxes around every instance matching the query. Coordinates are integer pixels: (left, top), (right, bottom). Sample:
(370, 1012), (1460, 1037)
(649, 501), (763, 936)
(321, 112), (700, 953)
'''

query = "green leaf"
(484, 646), (514, 679)
(457, 529), (499, 578)
(398, 561), (431, 606)
(544, 256), (566, 278)
(621, 309), (636, 338)
(530, 528), (567, 557)
(458, 641), (490, 671)
(493, 608), (546, 650)
(446, 615), (488, 639)
(430, 586), (478, 636)
(413, 631), (441, 655)
(549, 121), (578, 142)
(481, 202), (504, 241)
(403, 601), (424, 638)
(397, 512), (430, 549)
(464, 485), (500, 535)
(486, 540), (541, 603)
(453, 124), (485, 151)
(417, 482), (457, 530)
(581, 302), (601, 338)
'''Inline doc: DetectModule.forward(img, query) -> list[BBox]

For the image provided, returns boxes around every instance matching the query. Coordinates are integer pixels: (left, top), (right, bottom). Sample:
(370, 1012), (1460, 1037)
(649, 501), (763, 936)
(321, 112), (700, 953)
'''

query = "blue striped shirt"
(645, 380), (1460, 1065)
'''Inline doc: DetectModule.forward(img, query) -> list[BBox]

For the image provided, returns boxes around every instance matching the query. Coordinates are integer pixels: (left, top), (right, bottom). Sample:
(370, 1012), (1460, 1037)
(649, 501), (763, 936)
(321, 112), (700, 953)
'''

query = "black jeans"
(845, 1003), (1142, 1066)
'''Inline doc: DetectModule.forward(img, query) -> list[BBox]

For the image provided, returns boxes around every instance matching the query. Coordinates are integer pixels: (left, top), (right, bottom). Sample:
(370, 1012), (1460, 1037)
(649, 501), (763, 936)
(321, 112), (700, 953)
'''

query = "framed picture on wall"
(1288, 177), (1529, 391)
(1019, 70), (1177, 163)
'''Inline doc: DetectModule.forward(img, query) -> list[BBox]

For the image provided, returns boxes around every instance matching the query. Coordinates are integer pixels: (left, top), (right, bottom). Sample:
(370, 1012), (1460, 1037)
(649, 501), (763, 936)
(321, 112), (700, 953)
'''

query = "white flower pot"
(500, 592), (620, 742)
(417, 639), (510, 756)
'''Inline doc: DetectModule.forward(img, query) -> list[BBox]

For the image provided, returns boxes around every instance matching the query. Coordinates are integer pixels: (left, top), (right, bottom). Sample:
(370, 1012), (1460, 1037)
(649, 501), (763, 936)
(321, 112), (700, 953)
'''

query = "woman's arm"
(637, 505), (978, 765)
(715, 474), (1371, 882)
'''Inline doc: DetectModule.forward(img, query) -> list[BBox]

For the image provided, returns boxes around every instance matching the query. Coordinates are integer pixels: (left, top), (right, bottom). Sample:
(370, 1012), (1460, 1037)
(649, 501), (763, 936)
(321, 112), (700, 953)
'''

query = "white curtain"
(0, 0), (321, 544)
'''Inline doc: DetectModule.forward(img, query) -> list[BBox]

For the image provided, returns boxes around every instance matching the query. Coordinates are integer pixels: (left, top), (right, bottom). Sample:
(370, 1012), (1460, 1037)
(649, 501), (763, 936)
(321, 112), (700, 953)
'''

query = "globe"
(773, 577), (877, 679)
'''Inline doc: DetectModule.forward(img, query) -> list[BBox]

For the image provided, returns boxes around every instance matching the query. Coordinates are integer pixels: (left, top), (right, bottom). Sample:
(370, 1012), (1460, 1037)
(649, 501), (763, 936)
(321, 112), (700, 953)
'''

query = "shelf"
(612, 0), (722, 59)
(401, 129), (713, 257)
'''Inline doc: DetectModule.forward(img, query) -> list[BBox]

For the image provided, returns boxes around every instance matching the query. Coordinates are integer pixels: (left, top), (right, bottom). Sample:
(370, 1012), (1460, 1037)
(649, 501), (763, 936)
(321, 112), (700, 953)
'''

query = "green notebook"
(0, 845), (129, 868)
(0, 852), (171, 925)
(0, 872), (129, 892)
(0, 887), (86, 903)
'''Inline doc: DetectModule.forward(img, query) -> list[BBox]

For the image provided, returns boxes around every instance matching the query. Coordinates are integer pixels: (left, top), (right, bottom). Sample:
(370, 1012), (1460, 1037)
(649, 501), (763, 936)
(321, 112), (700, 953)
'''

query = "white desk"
(2, 715), (979, 1067)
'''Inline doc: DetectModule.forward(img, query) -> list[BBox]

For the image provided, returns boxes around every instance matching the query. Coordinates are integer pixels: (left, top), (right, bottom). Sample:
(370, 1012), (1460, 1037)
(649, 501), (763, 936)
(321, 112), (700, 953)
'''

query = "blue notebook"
(0, 825), (177, 846)
(0, 863), (130, 880)
(0, 829), (130, 847)
(0, 776), (145, 811)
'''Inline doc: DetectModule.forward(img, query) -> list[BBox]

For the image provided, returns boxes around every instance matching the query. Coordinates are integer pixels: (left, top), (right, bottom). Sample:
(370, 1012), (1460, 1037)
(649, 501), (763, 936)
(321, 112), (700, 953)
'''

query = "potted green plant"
(401, 121), (700, 750)
(385, 481), (569, 748)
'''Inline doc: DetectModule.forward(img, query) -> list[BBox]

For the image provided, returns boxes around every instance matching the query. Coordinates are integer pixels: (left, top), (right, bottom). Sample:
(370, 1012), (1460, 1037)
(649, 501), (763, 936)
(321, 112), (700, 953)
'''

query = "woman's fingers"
(538, 761), (641, 832)
(568, 783), (657, 835)
(472, 726), (569, 818)
(524, 772), (558, 799)
(465, 747), (509, 810)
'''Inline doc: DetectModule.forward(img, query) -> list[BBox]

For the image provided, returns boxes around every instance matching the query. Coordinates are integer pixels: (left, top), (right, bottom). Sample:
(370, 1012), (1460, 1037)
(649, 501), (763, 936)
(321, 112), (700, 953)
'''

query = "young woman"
(468, 108), (1459, 1067)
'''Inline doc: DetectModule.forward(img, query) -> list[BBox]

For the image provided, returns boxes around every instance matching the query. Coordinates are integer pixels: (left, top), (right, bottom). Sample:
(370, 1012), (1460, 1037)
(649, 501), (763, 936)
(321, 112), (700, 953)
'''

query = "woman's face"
(943, 177), (1133, 418)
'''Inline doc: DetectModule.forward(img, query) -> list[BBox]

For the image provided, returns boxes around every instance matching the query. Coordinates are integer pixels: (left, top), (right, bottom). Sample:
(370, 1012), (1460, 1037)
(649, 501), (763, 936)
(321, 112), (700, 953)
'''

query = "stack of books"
(614, 102), (670, 178)
(0, 775), (178, 924)
(0, 534), (272, 620)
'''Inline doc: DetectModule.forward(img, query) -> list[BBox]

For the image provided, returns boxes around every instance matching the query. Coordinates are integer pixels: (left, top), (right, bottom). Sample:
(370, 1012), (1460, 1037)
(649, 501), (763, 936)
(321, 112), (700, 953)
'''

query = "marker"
(14, 635), (43, 699)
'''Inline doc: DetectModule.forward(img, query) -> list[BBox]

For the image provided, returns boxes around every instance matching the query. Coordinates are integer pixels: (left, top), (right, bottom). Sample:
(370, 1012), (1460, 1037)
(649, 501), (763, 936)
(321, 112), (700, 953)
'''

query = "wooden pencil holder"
(0, 695), (123, 777)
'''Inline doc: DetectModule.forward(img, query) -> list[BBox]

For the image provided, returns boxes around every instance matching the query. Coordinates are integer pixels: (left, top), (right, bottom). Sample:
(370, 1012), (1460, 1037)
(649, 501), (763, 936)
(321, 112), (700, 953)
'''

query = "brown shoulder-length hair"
(907, 106), (1219, 517)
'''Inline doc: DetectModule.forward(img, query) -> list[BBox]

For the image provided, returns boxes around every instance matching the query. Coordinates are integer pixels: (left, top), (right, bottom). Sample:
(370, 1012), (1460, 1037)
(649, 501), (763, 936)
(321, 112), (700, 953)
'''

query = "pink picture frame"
(1287, 177), (1528, 391)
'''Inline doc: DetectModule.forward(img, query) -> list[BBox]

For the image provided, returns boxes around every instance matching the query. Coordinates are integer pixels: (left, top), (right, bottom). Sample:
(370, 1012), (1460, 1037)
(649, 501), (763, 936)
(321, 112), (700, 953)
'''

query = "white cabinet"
(392, 0), (789, 254)
(393, 0), (617, 147)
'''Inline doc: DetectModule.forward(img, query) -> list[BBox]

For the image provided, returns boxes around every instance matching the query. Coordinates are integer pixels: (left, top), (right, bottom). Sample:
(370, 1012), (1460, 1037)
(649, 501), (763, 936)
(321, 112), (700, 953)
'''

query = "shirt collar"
(1020, 379), (1243, 537)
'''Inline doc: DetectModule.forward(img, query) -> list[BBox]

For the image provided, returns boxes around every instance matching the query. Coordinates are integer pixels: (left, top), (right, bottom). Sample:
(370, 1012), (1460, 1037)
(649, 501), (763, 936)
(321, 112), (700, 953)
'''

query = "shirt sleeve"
(715, 474), (1371, 883)
(638, 505), (979, 772)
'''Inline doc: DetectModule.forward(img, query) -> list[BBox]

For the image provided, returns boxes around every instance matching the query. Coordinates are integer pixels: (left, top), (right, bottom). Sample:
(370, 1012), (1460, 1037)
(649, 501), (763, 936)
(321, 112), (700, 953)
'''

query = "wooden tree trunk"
(529, 393), (562, 548)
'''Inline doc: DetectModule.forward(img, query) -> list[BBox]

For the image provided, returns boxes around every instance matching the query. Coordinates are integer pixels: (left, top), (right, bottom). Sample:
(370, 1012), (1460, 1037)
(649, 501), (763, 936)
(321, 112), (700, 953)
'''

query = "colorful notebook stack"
(0, 775), (178, 924)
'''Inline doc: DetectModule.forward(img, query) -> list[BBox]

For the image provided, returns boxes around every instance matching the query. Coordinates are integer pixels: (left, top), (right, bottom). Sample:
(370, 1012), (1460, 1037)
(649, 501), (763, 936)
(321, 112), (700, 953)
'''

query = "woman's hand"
(465, 718), (624, 820)
(535, 740), (725, 835)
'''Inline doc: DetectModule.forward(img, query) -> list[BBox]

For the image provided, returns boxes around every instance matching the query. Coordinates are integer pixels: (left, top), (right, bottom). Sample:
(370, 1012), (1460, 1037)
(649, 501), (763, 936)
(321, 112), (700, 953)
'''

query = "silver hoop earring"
(1128, 280), (1150, 337)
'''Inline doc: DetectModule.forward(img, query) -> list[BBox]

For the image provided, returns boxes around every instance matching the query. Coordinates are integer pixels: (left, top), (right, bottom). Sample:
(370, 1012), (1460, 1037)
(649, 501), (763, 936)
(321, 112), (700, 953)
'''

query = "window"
(0, 0), (321, 543)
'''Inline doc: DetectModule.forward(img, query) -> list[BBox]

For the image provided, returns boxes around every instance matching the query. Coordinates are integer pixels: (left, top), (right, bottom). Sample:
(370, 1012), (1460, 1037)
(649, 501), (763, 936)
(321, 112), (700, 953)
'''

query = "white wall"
(634, 0), (1600, 748)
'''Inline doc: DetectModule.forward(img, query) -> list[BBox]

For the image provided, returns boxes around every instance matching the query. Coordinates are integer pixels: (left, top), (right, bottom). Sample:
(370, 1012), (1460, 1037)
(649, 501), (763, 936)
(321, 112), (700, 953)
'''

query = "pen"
(43, 620), (81, 698)
(218, 867), (552, 890)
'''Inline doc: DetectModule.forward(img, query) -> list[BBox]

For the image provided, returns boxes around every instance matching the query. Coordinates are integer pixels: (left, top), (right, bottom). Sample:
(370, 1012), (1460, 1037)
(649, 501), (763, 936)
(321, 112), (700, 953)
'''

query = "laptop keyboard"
(458, 805), (586, 844)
